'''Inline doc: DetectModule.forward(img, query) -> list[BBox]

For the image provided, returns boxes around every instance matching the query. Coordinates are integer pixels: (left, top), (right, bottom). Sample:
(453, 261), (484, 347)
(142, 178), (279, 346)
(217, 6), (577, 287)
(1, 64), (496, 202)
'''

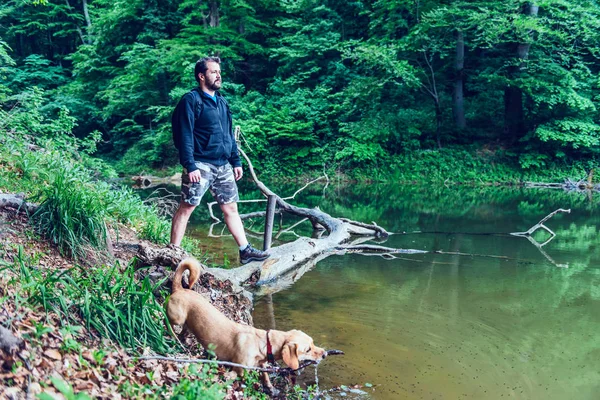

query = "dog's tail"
(172, 257), (203, 293)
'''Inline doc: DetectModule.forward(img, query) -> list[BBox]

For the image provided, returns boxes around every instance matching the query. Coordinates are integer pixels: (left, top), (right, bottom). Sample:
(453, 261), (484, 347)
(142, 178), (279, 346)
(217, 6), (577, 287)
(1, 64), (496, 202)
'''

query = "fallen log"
(131, 173), (180, 189)
(203, 128), (389, 289)
(0, 193), (38, 214)
(524, 170), (599, 192)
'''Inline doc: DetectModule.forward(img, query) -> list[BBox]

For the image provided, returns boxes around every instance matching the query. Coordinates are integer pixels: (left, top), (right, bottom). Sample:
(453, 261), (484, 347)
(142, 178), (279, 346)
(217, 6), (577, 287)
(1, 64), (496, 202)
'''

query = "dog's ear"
(281, 342), (299, 370)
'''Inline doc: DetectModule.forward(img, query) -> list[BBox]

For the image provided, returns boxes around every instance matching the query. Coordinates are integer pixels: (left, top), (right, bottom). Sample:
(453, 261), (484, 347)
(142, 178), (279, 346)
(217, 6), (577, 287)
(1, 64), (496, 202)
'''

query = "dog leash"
(266, 329), (275, 364)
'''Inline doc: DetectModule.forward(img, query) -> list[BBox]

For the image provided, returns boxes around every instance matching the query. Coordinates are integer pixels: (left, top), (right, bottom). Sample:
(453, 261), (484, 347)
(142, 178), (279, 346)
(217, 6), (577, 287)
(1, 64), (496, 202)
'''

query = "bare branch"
(510, 208), (571, 237)
(275, 218), (309, 240)
(135, 355), (284, 373)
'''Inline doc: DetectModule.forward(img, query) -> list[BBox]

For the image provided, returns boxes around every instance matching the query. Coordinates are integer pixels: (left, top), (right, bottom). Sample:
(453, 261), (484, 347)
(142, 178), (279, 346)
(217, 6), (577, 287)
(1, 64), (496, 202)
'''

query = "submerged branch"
(510, 208), (571, 237)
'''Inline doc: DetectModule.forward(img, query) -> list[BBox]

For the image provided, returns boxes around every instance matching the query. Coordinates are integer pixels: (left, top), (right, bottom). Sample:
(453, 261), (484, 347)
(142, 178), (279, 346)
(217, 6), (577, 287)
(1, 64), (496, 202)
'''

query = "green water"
(162, 183), (600, 399)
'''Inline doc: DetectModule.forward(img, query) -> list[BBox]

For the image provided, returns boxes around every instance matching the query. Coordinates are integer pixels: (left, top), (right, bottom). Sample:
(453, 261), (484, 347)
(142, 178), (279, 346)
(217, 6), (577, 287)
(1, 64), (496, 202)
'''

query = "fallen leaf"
(43, 349), (62, 361)
(91, 368), (106, 383)
(104, 356), (118, 372)
(165, 371), (179, 382)
(82, 352), (96, 366)
(74, 380), (95, 391)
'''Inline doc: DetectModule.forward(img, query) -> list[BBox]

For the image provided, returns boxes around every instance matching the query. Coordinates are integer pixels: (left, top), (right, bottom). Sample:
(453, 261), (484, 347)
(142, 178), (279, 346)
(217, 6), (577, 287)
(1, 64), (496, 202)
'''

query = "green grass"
(382, 147), (599, 184)
(0, 133), (205, 256)
(31, 169), (109, 259)
(4, 246), (326, 398)
(7, 247), (178, 354)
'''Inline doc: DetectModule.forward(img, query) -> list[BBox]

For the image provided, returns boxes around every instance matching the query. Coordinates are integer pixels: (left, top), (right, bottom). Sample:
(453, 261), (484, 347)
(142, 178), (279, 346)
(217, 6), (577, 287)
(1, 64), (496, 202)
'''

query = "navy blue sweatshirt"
(172, 89), (242, 173)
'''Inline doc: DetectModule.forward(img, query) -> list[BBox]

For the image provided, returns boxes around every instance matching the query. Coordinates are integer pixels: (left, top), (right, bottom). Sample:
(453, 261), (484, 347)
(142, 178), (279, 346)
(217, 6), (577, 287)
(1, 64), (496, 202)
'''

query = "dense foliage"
(1, 0), (600, 177)
(0, 88), (206, 256)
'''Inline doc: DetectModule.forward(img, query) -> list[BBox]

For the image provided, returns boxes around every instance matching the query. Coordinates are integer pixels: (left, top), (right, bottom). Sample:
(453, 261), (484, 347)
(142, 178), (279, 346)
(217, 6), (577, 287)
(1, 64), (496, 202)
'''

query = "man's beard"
(206, 78), (221, 91)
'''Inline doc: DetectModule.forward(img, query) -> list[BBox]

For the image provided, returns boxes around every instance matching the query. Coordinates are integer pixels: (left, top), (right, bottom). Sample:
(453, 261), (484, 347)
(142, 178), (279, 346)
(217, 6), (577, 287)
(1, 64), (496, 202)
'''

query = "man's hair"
(195, 56), (221, 83)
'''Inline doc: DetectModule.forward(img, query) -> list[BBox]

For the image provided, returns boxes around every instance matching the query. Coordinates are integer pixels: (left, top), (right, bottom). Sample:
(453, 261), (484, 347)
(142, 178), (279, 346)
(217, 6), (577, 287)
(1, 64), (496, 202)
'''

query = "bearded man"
(170, 56), (269, 265)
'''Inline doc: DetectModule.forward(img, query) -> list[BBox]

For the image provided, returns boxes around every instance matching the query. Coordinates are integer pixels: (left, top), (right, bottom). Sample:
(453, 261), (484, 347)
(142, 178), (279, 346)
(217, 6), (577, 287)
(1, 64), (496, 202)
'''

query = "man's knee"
(176, 201), (196, 217)
(220, 201), (238, 217)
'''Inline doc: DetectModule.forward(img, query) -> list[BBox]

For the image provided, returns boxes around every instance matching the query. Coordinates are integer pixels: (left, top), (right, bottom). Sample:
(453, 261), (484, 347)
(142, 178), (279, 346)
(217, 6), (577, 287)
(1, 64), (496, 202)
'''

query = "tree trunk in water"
(504, 2), (539, 142)
(453, 31), (466, 130)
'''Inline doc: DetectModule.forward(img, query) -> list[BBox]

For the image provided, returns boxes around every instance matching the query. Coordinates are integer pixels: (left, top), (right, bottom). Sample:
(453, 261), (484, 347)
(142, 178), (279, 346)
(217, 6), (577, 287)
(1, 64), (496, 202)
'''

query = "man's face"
(200, 61), (222, 91)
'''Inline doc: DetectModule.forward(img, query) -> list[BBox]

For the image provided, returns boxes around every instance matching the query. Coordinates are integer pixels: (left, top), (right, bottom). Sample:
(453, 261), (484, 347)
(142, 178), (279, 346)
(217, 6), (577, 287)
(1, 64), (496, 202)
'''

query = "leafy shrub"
(0, 97), (202, 254)
(32, 169), (109, 259)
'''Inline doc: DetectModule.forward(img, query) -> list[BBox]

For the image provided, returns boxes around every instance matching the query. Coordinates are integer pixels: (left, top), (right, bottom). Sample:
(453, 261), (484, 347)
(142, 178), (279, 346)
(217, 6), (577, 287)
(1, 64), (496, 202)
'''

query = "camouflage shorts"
(181, 162), (239, 206)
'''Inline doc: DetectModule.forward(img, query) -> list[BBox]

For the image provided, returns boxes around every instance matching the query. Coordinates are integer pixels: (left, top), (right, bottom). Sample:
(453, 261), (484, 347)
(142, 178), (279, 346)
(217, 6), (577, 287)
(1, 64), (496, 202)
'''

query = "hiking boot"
(239, 244), (270, 265)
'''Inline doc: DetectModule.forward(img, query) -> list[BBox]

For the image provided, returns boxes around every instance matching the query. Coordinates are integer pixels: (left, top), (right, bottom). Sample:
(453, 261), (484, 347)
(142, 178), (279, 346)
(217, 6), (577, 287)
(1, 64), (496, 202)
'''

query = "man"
(170, 56), (269, 265)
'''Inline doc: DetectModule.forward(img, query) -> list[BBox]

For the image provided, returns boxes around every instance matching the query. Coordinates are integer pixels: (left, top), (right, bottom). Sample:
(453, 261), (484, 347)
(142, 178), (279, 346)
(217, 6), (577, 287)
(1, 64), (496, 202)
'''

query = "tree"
(504, 2), (539, 142)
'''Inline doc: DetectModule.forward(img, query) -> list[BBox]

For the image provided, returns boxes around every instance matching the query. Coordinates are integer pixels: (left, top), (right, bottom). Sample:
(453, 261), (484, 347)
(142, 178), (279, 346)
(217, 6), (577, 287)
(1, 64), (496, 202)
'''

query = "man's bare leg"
(170, 201), (197, 246)
(220, 202), (248, 248)
(221, 201), (269, 264)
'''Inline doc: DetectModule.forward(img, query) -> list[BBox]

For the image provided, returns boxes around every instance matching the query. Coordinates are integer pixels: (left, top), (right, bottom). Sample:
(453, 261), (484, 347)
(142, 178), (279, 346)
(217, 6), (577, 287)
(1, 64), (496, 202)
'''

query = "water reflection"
(248, 184), (600, 400)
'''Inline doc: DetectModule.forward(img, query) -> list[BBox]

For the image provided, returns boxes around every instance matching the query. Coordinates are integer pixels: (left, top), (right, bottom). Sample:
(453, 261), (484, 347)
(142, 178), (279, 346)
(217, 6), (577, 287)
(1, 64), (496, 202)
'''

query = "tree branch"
(136, 350), (344, 375)
(510, 208), (571, 237)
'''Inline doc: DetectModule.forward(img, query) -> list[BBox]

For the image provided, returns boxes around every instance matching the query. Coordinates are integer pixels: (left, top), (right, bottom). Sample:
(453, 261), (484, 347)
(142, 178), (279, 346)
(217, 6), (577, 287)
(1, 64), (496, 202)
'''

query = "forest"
(2, 0), (600, 179)
(2, 1), (600, 398)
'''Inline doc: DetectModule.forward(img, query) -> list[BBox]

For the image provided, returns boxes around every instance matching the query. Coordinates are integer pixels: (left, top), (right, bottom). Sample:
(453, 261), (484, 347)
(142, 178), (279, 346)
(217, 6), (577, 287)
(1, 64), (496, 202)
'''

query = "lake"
(146, 181), (600, 399)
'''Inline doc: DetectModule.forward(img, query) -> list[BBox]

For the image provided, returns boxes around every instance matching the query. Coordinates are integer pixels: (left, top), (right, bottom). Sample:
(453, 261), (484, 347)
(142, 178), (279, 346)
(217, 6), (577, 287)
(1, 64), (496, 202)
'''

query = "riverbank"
(118, 146), (599, 187)
(0, 135), (275, 398)
(0, 203), (259, 399)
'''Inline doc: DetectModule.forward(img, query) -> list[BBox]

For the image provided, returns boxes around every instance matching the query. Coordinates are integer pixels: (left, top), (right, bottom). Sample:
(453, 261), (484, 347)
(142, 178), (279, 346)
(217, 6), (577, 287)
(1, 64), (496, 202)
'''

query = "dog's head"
(280, 330), (327, 370)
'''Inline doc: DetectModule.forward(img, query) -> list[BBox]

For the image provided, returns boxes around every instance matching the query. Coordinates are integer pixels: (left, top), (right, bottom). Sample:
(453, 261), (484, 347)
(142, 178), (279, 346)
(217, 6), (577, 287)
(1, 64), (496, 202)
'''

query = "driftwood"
(510, 208), (571, 268)
(525, 170), (599, 192)
(131, 173), (180, 189)
(510, 208), (571, 240)
(334, 209), (571, 269)
(203, 130), (389, 289)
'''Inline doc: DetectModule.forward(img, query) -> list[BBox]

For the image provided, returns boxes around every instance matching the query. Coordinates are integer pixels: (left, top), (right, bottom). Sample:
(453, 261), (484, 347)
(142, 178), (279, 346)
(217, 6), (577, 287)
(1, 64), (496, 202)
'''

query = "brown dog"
(166, 258), (327, 390)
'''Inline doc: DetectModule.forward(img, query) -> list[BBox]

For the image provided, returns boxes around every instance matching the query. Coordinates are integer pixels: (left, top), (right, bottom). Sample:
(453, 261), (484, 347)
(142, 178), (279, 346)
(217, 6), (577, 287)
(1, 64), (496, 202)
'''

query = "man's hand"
(233, 166), (243, 181)
(188, 169), (202, 183)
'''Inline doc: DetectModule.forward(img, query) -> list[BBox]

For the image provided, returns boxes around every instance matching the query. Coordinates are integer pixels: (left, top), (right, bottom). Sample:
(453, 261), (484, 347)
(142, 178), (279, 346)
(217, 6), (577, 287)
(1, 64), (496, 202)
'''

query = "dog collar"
(266, 330), (275, 364)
